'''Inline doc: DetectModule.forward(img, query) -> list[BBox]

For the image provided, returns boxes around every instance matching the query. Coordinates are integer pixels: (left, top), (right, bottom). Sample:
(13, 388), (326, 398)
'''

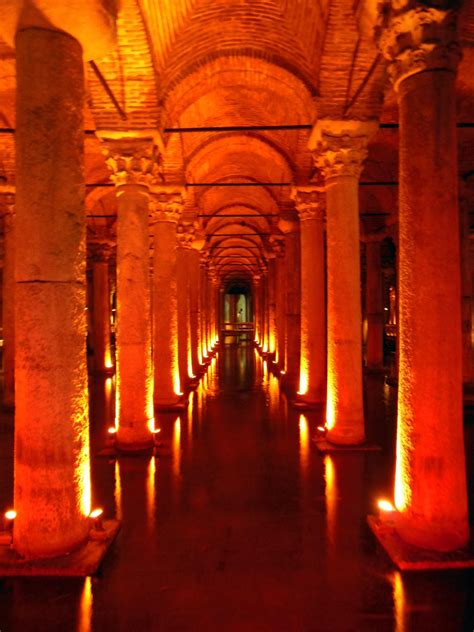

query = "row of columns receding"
(0, 3), (471, 561)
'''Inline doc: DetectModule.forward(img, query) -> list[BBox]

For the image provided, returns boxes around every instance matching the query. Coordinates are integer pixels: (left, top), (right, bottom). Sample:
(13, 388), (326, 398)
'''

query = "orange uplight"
(174, 372), (183, 396)
(80, 456), (92, 518)
(107, 426), (117, 434)
(378, 499), (395, 512)
(297, 369), (308, 396)
(173, 417), (181, 482)
(89, 508), (103, 519)
(325, 385), (335, 431)
(4, 509), (16, 521)
(394, 409), (411, 512)
(280, 370), (286, 375)
(317, 425), (326, 433)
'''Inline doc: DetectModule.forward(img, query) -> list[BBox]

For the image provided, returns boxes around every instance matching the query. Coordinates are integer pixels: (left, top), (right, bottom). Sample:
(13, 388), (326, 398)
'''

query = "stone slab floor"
(0, 345), (473, 631)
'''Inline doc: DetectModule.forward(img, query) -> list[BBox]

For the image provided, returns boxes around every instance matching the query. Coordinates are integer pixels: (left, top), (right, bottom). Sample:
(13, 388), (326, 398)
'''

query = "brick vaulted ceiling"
(1, 0), (474, 284)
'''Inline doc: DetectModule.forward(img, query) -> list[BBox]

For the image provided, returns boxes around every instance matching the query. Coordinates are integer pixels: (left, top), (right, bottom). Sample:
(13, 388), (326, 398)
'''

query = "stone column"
(273, 239), (286, 370)
(293, 187), (326, 405)
(200, 255), (210, 359)
(103, 135), (157, 451)
(90, 241), (113, 373)
(253, 276), (261, 345)
(365, 237), (384, 371)
(378, 3), (469, 550)
(267, 254), (277, 358)
(177, 222), (194, 386)
(460, 195), (473, 386)
(311, 119), (376, 444)
(14, 27), (90, 558)
(0, 190), (15, 409)
(278, 211), (301, 393)
(189, 228), (205, 374)
(151, 187), (183, 408)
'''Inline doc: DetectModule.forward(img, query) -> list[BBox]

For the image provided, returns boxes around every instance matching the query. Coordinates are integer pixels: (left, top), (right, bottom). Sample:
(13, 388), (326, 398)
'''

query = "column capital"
(278, 209), (299, 234)
(89, 240), (113, 263)
(268, 234), (286, 258)
(309, 119), (378, 180)
(376, 2), (461, 91)
(291, 186), (325, 222)
(177, 221), (195, 249)
(98, 131), (162, 188)
(150, 186), (186, 223)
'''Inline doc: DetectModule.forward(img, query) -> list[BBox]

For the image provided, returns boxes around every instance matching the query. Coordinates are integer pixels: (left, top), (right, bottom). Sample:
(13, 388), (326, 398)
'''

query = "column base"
(367, 515), (474, 571)
(314, 437), (380, 453)
(291, 396), (325, 412)
(155, 396), (188, 412)
(115, 438), (155, 453)
(0, 520), (120, 576)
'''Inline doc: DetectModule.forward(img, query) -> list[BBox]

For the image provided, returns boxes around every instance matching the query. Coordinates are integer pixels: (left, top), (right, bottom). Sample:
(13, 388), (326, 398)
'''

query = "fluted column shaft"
(379, 3), (468, 550)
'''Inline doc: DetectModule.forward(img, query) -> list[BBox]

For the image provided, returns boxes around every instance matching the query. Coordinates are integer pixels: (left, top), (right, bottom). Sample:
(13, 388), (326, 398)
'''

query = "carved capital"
(90, 241), (113, 263)
(291, 186), (325, 222)
(98, 132), (162, 188)
(150, 186), (185, 223)
(176, 221), (195, 249)
(376, 3), (461, 90)
(310, 120), (377, 180)
(278, 209), (299, 234)
(268, 234), (285, 258)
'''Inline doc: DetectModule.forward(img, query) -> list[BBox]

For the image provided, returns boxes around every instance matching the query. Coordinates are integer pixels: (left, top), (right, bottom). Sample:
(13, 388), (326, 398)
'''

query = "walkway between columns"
(0, 347), (473, 630)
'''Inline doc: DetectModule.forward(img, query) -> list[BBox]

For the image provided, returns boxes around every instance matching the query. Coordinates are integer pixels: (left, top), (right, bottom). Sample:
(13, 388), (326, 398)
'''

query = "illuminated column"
(200, 256), (210, 358)
(104, 136), (157, 451)
(151, 187), (183, 407)
(189, 240), (204, 373)
(378, 4), (469, 550)
(293, 187), (326, 404)
(260, 266), (268, 352)
(274, 239), (286, 369)
(365, 237), (384, 370)
(460, 196), (473, 385)
(311, 119), (376, 444)
(0, 190), (15, 409)
(90, 241), (113, 373)
(14, 27), (91, 557)
(177, 222), (194, 386)
(267, 254), (277, 357)
(253, 276), (261, 344)
(278, 211), (301, 392)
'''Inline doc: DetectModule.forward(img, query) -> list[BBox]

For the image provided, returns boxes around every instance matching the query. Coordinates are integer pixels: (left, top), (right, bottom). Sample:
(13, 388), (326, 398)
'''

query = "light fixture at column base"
(313, 438), (381, 453)
(0, 520), (120, 577)
(367, 515), (474, 571)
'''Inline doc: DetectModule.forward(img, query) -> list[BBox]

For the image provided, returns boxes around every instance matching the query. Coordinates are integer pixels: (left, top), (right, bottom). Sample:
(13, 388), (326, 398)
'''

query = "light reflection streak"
(173, 417), (181, 486)
(187, 392), (194, 442)
(391, 571), (406, 632)
(324, 454), (337, 550)
(146, 456), (156, 532)
(299, 414), (309, 471)
(78, 576), (92, 632)
(114, 459), (122, 520)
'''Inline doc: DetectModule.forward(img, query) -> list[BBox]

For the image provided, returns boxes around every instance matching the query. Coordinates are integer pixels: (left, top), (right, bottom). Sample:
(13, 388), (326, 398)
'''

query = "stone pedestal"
(14, 27), (90, 558)
(377, 3), (469, 551)
(293, 187), (326, 404)
(311, 120), (376, 444)
(151, 188), (184, 408)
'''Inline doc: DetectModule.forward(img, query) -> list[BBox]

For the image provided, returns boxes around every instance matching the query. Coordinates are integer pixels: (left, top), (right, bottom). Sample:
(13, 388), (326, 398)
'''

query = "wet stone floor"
(0, 345), (473, 631)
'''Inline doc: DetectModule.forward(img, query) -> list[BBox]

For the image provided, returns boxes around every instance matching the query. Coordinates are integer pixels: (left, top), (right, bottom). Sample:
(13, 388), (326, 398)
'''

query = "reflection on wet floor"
(0, 346), (473, 631)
